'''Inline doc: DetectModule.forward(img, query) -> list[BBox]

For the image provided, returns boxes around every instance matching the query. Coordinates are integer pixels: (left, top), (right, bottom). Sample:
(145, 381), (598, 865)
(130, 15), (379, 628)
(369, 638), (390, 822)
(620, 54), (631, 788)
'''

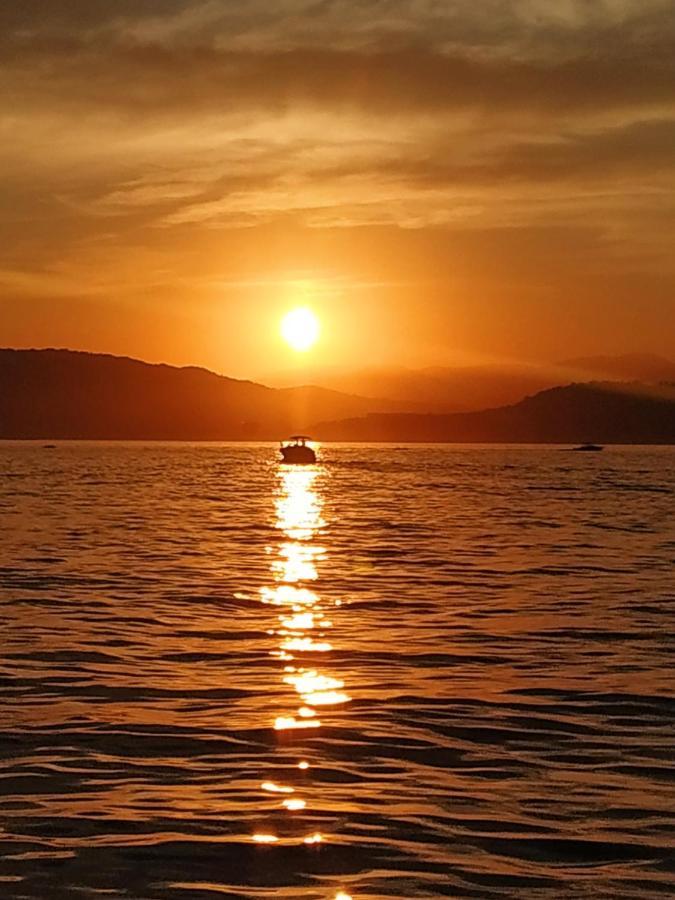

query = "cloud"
(2, 42), (674, 124)
(0, 0), (674, 331)
(2, 0), (674, 121)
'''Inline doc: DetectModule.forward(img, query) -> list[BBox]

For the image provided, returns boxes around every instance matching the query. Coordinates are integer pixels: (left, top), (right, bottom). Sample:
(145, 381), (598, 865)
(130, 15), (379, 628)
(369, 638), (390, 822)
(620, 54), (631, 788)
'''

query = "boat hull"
(572, 444), (604, 452)
(280, 446), (317, 465)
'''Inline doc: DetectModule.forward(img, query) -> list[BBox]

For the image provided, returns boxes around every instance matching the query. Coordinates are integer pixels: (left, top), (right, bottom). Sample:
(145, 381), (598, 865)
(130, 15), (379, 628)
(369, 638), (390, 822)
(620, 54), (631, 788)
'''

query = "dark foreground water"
(1, 443), (674, 899)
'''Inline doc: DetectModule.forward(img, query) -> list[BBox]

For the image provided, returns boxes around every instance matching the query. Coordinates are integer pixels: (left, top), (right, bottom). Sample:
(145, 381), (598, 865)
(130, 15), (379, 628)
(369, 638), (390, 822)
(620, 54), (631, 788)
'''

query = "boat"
(280, 436), (317, 465)
(572, 443), (604, 452)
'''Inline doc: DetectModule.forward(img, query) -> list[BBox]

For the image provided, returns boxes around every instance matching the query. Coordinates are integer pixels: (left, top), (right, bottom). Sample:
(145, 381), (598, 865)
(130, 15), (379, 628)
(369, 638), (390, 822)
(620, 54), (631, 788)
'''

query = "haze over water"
(1, 443), (674, 899)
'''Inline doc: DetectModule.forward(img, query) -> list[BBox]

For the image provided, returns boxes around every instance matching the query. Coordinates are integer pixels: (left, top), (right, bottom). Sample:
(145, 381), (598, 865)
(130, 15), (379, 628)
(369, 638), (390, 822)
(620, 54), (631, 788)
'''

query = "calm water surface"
(1, 443), (674, 899)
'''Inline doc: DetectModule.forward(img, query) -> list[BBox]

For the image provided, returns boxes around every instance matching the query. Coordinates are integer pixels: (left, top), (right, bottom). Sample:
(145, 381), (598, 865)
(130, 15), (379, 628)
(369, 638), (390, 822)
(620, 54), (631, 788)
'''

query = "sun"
(281, 307), (320, 352)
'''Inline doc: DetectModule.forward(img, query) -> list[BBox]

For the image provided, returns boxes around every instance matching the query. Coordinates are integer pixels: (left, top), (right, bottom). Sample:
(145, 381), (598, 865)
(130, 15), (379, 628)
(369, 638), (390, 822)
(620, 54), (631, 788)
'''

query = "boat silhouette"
(280, 436), (317, 464)
(572, 442), (604, 452)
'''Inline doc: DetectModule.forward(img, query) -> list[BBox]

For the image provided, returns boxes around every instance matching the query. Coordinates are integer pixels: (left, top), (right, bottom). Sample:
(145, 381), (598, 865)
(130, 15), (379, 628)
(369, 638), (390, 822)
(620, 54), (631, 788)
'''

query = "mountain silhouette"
(268, 355), (675, 413)
(314, 382), (675, 443)
(0, 349), (390, 440)
(2, 350), (674, 443)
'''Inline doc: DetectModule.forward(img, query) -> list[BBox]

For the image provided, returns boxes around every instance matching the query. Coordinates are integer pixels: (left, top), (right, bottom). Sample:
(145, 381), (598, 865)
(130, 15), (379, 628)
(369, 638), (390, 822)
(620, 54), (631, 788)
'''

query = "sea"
(1, 442), (674, 899)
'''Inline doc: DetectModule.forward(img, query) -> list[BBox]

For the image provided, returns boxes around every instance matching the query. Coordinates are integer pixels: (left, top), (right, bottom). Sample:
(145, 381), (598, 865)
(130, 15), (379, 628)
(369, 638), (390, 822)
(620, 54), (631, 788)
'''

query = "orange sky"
(1, 1), (674, 379)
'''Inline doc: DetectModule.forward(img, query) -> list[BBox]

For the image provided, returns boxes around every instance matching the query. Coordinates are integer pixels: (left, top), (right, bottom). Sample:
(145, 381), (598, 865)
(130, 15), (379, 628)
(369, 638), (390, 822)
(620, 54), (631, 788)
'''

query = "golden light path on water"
(254, 459), (354, 899)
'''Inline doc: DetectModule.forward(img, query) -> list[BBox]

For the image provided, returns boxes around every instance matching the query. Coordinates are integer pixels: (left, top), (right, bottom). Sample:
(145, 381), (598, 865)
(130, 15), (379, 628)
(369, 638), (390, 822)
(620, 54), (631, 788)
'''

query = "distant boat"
(572, 443), (604, 452)
(280, 436), (317, 465)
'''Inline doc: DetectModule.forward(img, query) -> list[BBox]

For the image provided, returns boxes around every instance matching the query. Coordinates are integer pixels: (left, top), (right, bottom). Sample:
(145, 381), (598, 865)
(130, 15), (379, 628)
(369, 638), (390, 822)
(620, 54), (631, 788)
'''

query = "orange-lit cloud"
(1, 1), (674, 372)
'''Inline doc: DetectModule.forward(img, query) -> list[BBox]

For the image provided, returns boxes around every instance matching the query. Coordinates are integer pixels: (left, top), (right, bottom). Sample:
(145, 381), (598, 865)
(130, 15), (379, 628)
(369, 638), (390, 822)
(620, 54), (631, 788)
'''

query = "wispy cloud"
(1, 0), (674, 364)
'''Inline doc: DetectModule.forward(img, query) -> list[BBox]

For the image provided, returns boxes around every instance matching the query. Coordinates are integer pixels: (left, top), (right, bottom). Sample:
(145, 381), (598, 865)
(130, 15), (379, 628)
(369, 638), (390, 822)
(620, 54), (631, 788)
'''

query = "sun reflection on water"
(253, 460), (352, 870)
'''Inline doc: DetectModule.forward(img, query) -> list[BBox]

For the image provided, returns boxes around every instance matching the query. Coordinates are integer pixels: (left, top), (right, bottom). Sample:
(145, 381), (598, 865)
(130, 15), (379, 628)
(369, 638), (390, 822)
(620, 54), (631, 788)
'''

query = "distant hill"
(0, 349), (391, 440)
(560, 354), (675, 383)
(2, 350), (673, 444)
(314, 382), (675, 444)
(270, 354), (675, 413)
(269, 363), (551, 411)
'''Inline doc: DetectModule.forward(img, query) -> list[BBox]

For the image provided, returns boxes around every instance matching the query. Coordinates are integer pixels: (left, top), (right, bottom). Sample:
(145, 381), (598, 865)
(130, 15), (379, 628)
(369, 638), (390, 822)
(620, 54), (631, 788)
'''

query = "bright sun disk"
(281, 307), (320, 352)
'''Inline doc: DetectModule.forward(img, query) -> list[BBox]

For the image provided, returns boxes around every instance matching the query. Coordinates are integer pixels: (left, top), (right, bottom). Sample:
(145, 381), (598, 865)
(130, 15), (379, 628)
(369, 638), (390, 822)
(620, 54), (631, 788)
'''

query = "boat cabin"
(280, 435), (317, 465)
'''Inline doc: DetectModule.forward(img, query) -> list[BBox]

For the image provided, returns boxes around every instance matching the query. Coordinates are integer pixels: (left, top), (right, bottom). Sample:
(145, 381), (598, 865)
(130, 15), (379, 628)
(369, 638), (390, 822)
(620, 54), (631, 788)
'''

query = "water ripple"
(1, 442), (674, 899)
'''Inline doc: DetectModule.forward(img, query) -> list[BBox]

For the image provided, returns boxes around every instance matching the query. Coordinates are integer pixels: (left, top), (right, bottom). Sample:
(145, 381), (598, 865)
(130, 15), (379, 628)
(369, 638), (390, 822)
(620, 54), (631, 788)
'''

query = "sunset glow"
(1, 3), (673, 380)
(280, 308), (320, 352)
